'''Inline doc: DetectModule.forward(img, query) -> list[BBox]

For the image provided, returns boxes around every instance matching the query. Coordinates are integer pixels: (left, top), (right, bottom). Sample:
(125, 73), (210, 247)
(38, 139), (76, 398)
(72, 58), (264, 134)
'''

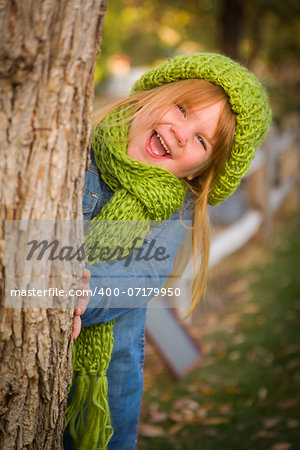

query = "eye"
(196, 134), (207, 151)
(177, 104), (186, 117)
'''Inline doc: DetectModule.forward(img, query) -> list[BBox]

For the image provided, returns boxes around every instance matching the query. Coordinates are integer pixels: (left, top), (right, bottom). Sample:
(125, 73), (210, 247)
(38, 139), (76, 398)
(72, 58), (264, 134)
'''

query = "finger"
(72, 315), (82, 340)
(74, 307), (84, 316)
(78, 268), (91, 291)
(75, 269), (91, 314)
(83, 268), (91, 281)
(75, 291), (90, 314)
(79, 277), (90, 290)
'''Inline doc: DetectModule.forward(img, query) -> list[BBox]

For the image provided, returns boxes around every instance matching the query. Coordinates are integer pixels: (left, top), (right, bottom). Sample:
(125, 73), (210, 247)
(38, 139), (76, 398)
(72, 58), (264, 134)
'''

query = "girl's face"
(127, 100), (223, 179)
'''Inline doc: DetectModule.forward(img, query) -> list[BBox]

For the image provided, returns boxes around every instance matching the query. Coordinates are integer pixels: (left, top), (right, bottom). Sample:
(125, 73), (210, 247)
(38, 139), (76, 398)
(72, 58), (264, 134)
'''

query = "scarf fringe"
(65, 322), (115, 450)
(65, 373), (113, 450)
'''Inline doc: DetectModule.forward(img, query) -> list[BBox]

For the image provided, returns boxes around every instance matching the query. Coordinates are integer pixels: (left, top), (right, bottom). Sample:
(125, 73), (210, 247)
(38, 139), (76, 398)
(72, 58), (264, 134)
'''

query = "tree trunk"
(0, 1), (108, 448)
(220, 0), (244, 61)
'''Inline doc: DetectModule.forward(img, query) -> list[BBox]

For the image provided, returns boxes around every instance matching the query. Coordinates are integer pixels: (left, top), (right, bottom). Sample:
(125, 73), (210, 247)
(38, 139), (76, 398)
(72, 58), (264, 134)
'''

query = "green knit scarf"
(65, 106), (187, 449)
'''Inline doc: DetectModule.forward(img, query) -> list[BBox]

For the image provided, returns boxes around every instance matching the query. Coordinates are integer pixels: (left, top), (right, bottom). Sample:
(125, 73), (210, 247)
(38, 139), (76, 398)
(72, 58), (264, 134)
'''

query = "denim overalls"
(64, 148), (192, 449)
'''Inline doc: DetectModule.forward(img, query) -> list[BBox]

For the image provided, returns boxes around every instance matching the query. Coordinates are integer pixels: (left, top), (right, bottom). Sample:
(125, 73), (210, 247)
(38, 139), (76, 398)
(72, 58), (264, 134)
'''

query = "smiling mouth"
(145, 131), (171, 159)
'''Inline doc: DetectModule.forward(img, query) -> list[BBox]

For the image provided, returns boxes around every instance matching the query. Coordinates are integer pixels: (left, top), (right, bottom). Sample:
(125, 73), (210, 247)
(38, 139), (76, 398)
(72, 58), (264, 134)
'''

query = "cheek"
(128, 114), (152, 145)
(128, 120), (137, 143)
(184, 147), (205, 167)
(128, 124), (143, 153)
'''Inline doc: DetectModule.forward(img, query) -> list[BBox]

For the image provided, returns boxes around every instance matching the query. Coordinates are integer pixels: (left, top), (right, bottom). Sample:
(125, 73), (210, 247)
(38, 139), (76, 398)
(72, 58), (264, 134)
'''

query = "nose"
(170, 124), (188, 146)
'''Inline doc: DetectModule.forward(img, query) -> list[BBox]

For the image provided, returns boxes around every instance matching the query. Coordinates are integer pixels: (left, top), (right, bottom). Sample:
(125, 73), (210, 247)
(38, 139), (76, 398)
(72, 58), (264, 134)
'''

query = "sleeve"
(81, 202), (194, 327)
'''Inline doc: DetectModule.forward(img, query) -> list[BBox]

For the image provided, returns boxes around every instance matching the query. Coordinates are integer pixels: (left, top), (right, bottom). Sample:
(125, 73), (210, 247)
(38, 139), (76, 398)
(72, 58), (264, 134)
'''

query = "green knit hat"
(131, 52), (272, 205)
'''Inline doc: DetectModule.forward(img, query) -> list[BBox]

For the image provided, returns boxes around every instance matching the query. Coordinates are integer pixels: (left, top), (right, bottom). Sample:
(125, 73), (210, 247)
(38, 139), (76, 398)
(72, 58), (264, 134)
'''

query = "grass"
(138, 213), (300, 450)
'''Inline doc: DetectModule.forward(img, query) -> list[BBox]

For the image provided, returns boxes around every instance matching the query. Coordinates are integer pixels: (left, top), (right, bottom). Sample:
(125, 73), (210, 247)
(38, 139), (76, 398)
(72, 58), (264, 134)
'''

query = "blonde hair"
(92, 79), (236, 316)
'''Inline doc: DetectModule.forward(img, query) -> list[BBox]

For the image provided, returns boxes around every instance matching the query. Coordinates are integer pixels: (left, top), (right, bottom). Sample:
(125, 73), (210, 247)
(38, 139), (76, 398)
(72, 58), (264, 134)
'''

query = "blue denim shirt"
(64, 148), (193, 450)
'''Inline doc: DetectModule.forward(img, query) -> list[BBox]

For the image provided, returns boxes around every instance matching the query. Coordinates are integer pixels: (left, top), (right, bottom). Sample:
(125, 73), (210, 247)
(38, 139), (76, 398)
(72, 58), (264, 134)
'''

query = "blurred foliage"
(96, 0), (300, 120)
(95, 0), (219, 83)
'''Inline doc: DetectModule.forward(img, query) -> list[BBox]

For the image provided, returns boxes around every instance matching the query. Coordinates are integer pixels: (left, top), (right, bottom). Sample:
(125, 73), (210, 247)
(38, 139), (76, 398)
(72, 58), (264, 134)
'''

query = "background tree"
(0, 1), (107, 448)
(219, 0), (244, 60)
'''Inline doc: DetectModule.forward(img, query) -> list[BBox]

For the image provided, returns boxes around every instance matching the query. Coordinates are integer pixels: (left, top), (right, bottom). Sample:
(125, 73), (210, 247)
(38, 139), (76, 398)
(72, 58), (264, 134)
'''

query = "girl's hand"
(72, 268), (91, 340)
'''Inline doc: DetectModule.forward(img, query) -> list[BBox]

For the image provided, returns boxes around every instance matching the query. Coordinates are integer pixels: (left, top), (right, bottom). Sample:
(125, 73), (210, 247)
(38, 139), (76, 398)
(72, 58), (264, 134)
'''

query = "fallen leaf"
(287, 357), (300, 369)
(200, 385), (215, 395)
(241, 303), (260, 314)
(202, 417), (229, 425)
(182, 409), (195, 422)
(295, 299), (300, 309)
(247, 348), (274, 365)
(149, 401), (159, 412)
(222, 313), (240, 326)
(172, 397), (199, 411)
(223, 386), (241, 394)
(187, 383), (201, 393)
(195, 407), (208, 419)
(217, 348), (228, 359)
(149, 410), (168, 424)
(286, 418), (300, 428)
(258, 387), (268, 400)
(233, 333), (245, 344)
(226, 279), (249, 295)
(187, 381), (213, 393)
(277, 344), (299, 357)
(271, 443), (292, 450)
(229, 351), (241, 361)
(208, 374), (221, 384)
(169, 412), (183, 423)
(168, 423), (184, 436)
(262, 417), (281, 428)
(218, 403), (232, 415)
(139, 423), (165, 437)
(148, 402), (168, 424)
(204, 428), (217, 436)
(200, 342), (213, 355)
(277, 398), (299, 409)
(170, 409), (196, 423)
(255, 429), (277, 438)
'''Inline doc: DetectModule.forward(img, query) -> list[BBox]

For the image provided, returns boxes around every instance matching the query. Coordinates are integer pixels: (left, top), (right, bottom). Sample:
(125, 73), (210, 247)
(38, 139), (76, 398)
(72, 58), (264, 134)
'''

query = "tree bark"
(0, 1), (107, 448)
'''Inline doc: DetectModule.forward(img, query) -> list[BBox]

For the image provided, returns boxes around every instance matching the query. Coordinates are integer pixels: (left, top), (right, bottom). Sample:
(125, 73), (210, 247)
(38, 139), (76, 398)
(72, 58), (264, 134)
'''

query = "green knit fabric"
(84, 106), (188, 265)
(131, 52), (272, 205)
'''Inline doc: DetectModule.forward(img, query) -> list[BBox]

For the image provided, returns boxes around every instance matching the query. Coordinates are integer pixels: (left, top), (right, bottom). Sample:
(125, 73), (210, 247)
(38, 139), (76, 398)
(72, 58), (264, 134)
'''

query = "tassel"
(65, 321), (115, 449)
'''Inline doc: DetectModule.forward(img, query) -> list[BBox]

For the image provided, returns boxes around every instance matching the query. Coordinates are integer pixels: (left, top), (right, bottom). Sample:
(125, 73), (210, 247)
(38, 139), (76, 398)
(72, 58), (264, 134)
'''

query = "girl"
(64, 52), (271, 450)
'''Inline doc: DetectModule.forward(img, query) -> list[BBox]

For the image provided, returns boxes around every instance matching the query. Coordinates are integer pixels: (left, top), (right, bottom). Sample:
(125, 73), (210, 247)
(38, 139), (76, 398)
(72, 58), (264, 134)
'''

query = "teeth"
(156, 132), (171, 155)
